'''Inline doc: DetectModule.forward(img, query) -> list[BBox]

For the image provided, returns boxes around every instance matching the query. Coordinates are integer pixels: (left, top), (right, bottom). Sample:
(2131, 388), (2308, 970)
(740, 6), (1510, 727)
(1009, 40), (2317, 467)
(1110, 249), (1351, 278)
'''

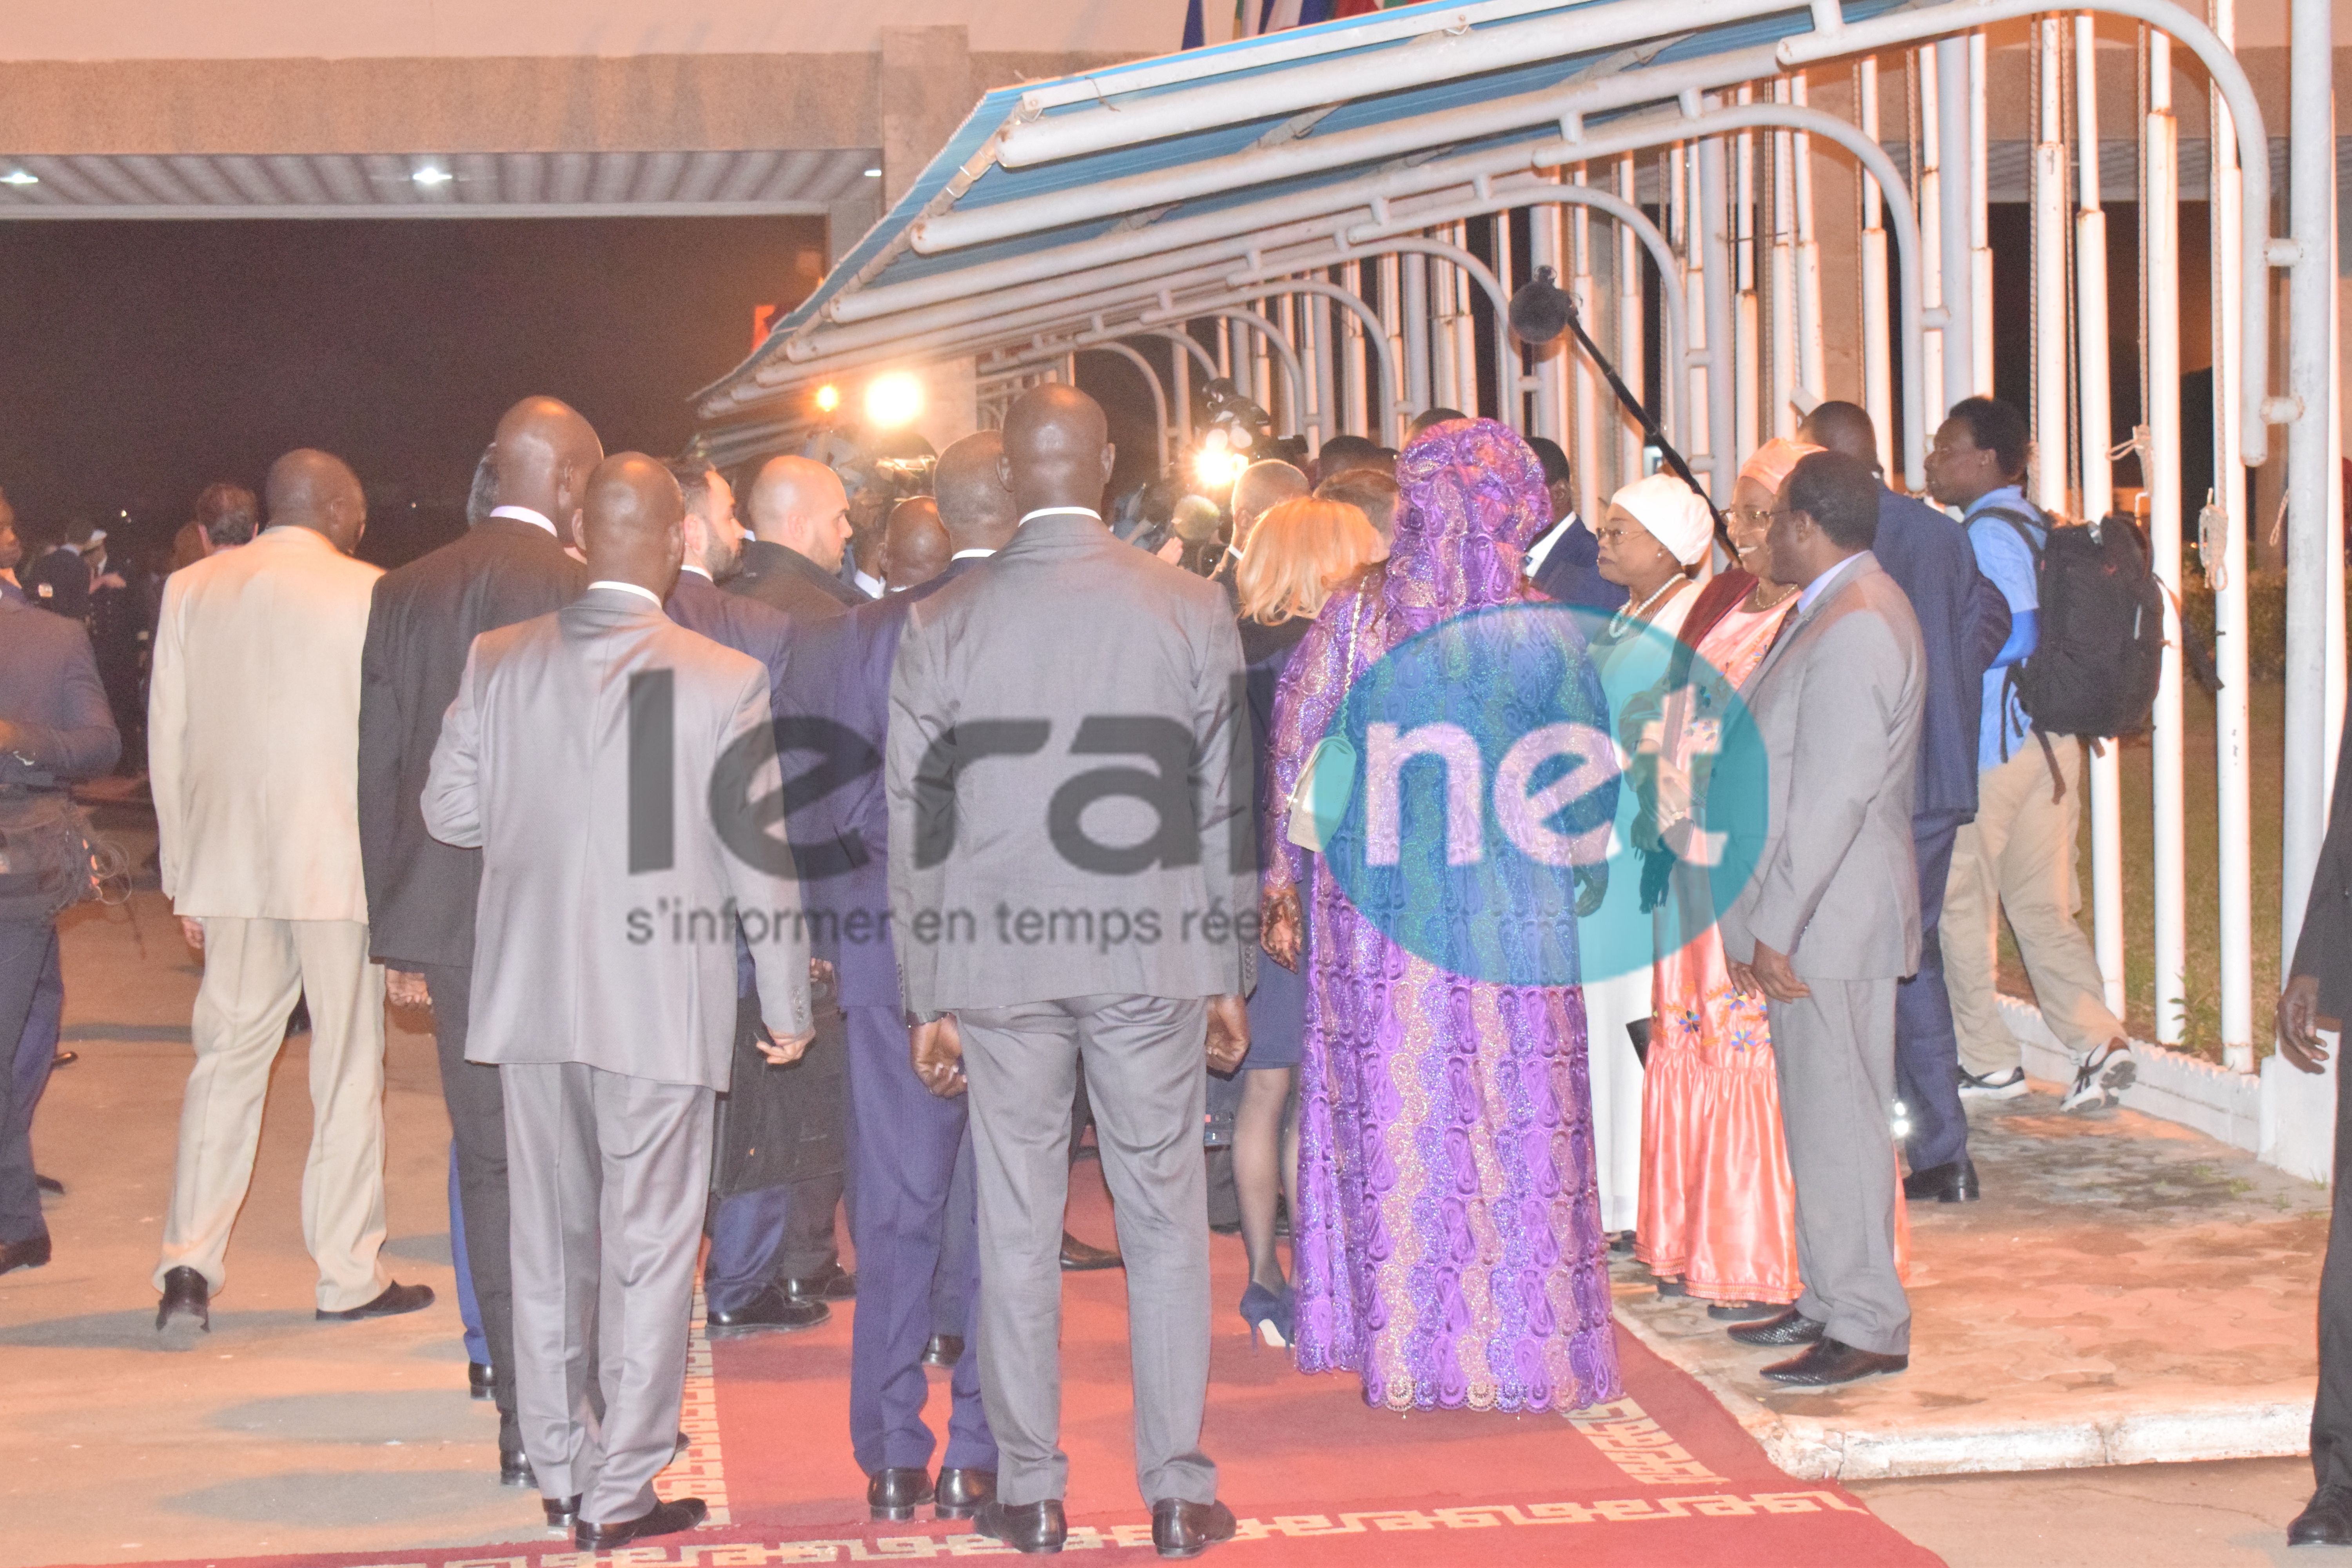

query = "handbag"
(1285, 595), (1366, 853)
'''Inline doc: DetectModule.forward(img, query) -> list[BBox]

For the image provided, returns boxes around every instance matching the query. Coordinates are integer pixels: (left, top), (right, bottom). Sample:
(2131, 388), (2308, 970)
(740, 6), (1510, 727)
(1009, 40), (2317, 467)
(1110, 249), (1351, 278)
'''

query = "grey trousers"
(1768, 976), (1910, 1356)
(956, 994), (1216, 1509)
(503, 1061), (714, 1525)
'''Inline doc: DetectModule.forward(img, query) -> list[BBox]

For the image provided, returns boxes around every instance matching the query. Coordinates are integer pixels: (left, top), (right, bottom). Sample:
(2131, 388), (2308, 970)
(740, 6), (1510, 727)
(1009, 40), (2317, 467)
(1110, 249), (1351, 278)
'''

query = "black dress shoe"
(1902, 1158), (1981, 1203)
(938, 1467), (996, 1519)
(156, 1264), (208, 1329)
(975, 1498), (1067, 1554)
(1728, 1307), (1826, 1348)
(707, 1283), (829, 1336)
(316, 1280), (434, 1321)
(51, 1048), (75, 1067)
(0, 1233), (50, 1275)
(576, 1495), (706, 1549)
(1153, 1499), (1238, 1559)
(1761, 1337), (1909, 1386)
(500, 1452), (535, 1488)
(2288, 1483), (2352, 1546)
(782, 1261), (858, 1302)
(469, 1361), (495, 1400)
(868, 1466), (935, 1522)
(1059, 1232), (1122, 1272)
(543, 1494), (581, 1532)
(35, 1174), (63, 1196)
(922, 1332), (965, 1368)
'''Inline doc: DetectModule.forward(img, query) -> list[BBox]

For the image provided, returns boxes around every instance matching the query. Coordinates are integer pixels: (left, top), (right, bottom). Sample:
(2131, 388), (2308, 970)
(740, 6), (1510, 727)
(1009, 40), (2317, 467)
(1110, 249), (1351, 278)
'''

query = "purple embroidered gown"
(1263, 419), (1623, 1413)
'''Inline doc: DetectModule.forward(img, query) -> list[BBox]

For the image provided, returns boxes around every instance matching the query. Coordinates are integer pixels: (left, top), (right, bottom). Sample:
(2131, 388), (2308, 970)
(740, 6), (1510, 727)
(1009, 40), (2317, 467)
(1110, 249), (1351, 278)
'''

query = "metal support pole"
(1918, 49), (1946, 417)
(2283, 0), (2336, 973)
(2078, 11), (2127, 1018)
(1791, 71), (1825, 411)
(1171, 330), (1192, 446)
(2032, 18), (2071, 513)
(1571, 171), (1603, 517)
(1380, 254), (1405, 439)
(1969, 29), (1994, 395)
(1531, 187), (1564, 445)
(1402, 252), (1432, 414)
(1341, 259), (1368, 437)
(1698, 129), (1738, 506)
(1936, 36), (1975, 410)
(1618, 153), (1648, 490)
(1735, 89), (1760, 463)
(1859, 56), (1894, 477)
(1770, 82), (1798, 439)
(2211, 0), (2252, 1069)
(2146, 29), (2187, 1045)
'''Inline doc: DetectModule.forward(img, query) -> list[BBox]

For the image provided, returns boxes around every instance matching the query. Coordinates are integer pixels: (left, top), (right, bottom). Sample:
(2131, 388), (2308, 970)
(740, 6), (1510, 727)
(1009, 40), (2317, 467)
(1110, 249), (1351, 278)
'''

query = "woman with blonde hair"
(1227, 495), (1381, 1347)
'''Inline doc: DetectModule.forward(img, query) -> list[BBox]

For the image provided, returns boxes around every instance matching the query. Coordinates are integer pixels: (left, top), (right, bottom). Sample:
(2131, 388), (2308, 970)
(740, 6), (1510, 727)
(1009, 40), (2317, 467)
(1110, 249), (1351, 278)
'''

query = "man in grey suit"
(423, 454), (815, 1550)
(1719, 450), (1926, 1388)
(887, 386), (1251, 1560)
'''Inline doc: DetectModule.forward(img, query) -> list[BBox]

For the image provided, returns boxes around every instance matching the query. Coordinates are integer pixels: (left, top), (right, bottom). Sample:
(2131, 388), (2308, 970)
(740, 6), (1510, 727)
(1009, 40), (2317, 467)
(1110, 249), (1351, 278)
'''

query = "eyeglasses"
(1729, 505), (1772, 530)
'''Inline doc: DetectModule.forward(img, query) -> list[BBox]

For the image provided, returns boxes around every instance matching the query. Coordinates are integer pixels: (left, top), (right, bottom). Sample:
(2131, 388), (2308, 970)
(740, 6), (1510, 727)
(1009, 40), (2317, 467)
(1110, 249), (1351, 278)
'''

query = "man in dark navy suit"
(1523, 436), (1628, 613)
(1799, 403), (2011, 1202)
(780, 430), (1015, 1526)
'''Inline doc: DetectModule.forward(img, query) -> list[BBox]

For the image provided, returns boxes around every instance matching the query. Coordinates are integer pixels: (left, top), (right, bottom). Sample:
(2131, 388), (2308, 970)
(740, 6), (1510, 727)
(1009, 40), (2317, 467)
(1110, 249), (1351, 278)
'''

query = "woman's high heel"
(1239, 1281), (1293, 1348)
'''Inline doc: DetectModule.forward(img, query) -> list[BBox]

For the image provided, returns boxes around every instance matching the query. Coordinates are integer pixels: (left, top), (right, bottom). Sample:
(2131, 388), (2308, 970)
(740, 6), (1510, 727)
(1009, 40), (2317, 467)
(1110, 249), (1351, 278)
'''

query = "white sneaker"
(2061, 1041), (2136, 1113)
(1958, 1065), (2029, 1100)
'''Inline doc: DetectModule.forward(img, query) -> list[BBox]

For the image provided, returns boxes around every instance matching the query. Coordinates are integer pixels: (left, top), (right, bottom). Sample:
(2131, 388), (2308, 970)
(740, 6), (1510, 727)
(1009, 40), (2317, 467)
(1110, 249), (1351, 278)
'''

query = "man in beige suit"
(1718, 450), (1925, 1388)
(425, 454), (814, 1550)
(149, 450), (433, 1329)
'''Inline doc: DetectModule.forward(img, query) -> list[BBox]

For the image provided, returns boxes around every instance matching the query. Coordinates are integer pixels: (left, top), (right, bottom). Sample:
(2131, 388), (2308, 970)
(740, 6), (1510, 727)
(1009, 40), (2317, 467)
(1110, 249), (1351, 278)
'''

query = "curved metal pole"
(1147, 280), (1406, 441)
(1088, 341), (1170, 468)
(1356, 235), (1521, 431)
(1154, 326), (1220, 383)
(1197, 309), (1308, 434)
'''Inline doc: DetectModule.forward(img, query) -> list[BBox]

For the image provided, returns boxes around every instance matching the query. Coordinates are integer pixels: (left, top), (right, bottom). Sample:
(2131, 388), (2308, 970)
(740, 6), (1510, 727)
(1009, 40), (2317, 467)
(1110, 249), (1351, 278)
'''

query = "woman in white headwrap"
(1575, 472), (1714, 1240)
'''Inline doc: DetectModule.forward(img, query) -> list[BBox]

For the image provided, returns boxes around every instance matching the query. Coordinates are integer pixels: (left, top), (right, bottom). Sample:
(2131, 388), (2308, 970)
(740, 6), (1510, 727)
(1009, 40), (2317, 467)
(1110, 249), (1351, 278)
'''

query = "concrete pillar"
(881, 25), (973, 206)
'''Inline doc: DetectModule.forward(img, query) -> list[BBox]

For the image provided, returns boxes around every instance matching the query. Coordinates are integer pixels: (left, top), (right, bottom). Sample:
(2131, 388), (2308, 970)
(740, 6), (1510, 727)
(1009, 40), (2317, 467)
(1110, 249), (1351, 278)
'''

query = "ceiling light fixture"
(0, 171), (38, 187)
(863, 167), (882, 178)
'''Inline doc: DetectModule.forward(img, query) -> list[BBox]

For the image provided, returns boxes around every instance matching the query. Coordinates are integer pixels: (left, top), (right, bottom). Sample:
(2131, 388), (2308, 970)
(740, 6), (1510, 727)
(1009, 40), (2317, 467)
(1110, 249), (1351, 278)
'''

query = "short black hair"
(1525, 436), (1572, 489)
(663, 458), (717, 510)
(194, 481), (260, 547)
(1784, 451), (1880, 551)
(1314, 434), (1383, 477)
(1408, 407), (1470, 437)
(1945, 396), (2028, 480)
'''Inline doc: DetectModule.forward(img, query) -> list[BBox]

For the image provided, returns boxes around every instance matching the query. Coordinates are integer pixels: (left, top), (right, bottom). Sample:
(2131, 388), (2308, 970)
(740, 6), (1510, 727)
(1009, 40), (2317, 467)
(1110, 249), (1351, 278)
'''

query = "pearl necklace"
(1608, 573), (1688, 639)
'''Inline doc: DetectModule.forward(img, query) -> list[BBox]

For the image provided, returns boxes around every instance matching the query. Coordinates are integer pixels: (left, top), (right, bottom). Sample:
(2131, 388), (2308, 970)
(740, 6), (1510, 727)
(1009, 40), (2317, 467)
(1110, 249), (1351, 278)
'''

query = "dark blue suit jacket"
(1528, 514), (1629, 613)
(1869, 486), (2013, 822)
(666, 567), (792, 720)
(780, 555), (990, 1008)
(0, 591), (120, 788)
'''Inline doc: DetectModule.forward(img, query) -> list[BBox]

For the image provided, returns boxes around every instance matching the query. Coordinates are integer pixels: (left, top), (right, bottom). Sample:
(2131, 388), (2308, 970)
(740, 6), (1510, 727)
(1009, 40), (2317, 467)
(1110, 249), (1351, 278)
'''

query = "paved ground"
(0, 807), (2336, 1566)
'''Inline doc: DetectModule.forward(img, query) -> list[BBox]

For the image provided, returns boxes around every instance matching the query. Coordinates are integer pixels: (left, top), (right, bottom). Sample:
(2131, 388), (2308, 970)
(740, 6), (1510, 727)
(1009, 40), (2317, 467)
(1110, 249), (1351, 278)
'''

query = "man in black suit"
(788, 432), (1013, 1525)
(1798, 403), (2011, 1203)
(21, 521), (90, 622)
(2280, 695), (2352, 1547)
(1522, 436), (1627, 613)
(728, 455), (863, 621)
(358, 395), (598, 1486)
(0, 577), (120, 1274)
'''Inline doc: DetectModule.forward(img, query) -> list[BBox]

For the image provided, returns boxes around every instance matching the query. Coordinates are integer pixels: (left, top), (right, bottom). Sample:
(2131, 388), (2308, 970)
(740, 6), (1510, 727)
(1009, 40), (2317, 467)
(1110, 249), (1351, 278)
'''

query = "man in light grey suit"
(887, 386), (1251, 1560)
(1718, 450), (1925, 1388)
(423, 454), (815, 1550)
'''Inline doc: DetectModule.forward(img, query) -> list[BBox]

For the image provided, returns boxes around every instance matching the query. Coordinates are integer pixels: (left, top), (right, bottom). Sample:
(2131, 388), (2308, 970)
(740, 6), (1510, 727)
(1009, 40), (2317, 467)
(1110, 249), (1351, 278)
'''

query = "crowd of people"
(0, 379), (2183, 1556)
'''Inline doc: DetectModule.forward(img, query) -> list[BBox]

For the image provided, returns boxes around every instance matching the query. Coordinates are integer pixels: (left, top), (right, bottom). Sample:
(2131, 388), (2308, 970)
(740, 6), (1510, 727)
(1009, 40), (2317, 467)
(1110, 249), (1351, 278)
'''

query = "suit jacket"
(783, 555), (985, 1007)
(358, 517), (586, 970)
(667, 567), (791, 721)
(22, 545), (89, 622)
(726, 540), (864, 623)
(1720, 554), (1926, 981)
(421, 586), (812, 1089)
(0, 592), (118, 788)
(2292, 688), (2352, 1022)
(887, 514), (1252, 1011)
(149, 526), (383, 921)
(1869, 486), (2011, 823)
(1530, 515), (1630, 613)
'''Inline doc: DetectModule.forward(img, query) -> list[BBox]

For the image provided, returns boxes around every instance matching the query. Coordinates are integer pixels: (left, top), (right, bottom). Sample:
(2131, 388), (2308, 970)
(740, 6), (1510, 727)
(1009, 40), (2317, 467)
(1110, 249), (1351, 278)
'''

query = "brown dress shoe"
(1152, 1499), (1237, 1559)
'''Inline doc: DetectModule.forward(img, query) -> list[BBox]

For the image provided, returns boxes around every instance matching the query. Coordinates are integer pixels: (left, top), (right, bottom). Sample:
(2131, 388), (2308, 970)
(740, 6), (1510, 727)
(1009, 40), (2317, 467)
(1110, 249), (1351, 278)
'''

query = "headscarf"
(1608, 471), (1713, 566)
(1739, 437), (1823, 498)
(1379, 417), (1548, 641)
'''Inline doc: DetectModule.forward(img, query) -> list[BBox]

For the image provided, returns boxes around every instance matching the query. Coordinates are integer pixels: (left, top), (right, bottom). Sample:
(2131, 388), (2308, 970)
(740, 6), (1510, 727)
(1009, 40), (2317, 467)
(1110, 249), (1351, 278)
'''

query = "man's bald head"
(744, 454), (853, 570)
(264, 448), (367, 555)
(490, 396), (603, 542)
(934, 430), (1018, 553)
(1797, 401), (1883, 475)
(882, 497), (952, 592)
(999, 385), (1114, 519)
(1232, 460), (1308, 548)
(581, 452), (686, 599)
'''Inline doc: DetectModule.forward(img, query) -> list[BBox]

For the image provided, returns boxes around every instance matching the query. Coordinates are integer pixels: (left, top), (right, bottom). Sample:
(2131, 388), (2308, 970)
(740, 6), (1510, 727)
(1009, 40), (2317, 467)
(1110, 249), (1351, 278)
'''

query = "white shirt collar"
(852, 569), (886, 599)
(1521, 510), (1578, 576)
(489, 505), (557, 537)
(949, 547), (997, 561)
(1796, 550), (1869, 616)
(588, 579), (663, 608)
(1018, 506), (1101, 526)
(679, 563), (713, 581)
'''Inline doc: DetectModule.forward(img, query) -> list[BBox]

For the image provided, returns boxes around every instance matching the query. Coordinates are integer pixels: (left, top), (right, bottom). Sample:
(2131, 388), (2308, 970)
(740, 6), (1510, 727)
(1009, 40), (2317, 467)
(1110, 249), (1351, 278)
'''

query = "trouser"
(0, 920), (57, 1244)
(2312, 1052), (2352, 1488)
(450, 1144), (489, 1366)
(155, 917), (388, 1311)
(424, 962), (521, 1454)
(958, 994), (1215, 1509)
(1945, 739), (2129, 1076)
(1896, 813), (1969, 1171)
(845, 1002), (993, 1476)
(1768, 976), (1910, 1357)
(8, 935), (62, 1134)
(706, 1002), (848, 1312)
(504, 1061), (714, 1526)
(931, 1137), (978, 1339)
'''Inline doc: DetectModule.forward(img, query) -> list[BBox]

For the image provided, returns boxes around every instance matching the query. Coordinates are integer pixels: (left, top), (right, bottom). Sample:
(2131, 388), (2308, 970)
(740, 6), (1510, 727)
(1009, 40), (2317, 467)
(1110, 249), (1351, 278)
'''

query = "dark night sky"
(0, 215), (823, 566)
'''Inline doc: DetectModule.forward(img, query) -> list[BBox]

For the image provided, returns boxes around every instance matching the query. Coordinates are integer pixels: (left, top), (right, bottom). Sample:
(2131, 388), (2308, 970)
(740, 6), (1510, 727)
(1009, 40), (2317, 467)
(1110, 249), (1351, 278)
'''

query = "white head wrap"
(1608, 472), (1713, 566)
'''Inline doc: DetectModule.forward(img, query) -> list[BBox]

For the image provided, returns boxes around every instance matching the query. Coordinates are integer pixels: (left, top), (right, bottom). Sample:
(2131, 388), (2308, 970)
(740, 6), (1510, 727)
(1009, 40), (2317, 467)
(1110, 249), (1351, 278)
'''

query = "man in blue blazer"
(778, 431), (1016, 1525)
(1800, 403), (2011, 1202)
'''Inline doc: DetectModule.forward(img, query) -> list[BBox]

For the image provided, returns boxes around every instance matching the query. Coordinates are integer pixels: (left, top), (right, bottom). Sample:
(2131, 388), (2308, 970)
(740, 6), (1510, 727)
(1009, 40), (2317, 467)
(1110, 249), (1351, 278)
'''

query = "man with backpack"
(1926, 396), (2137, 1115)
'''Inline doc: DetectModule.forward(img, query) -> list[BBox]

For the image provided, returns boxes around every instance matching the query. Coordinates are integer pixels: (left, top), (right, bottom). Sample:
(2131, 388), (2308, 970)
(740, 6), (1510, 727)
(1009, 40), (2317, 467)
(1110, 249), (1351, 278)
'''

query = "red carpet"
(70, 1166), (1940, 1568)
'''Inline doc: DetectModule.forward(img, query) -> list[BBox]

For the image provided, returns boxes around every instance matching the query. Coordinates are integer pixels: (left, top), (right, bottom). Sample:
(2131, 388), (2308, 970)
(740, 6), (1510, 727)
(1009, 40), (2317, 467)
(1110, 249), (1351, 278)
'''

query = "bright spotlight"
(813, 383), (842, 414)
(412, 166), (454, 187)
(1202, 427), (1229, 453)
(1193, 448), (1250, 489)
(0, 170), (37, 187)
(865, 373), (924, 429)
